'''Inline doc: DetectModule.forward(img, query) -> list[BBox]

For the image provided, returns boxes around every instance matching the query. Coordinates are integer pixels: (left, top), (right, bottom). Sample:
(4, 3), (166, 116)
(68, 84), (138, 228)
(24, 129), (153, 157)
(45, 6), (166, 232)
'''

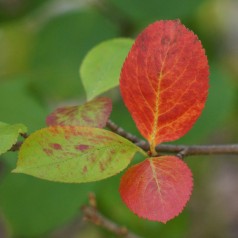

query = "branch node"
(177, 148), (189, 159)
(88, 192), (97, 208)
(20, 133), (28, 139)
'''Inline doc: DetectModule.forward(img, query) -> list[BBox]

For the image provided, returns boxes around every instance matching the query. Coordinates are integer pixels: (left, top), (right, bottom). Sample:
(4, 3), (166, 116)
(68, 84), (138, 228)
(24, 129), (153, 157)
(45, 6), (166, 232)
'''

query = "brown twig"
(139, 142), (238, 158)
(107, 120), (238, 158)
(106, 120), (141, 144)
(20, 133), (28, 139)
(8, 121), (238, 158)
(9, 141), (23, 152)
(82, 193), (141, 238)
(8, 133), (28, 152)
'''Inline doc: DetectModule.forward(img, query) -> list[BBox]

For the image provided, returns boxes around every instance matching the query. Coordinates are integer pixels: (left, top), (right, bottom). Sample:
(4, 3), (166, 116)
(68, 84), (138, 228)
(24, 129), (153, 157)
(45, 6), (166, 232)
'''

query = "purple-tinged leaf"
(46, 97), (112, 128)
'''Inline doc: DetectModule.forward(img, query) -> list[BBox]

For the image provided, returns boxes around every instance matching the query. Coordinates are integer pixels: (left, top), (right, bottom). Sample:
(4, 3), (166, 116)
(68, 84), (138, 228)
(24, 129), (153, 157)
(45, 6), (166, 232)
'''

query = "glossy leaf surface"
(120, 156), (193, 223)
(80, 38), (134, 100)
(46, 97), (112, 128)
(14, 126), (145, 183)
(0, 122), (27, 156)
(120, 20), (209, 147)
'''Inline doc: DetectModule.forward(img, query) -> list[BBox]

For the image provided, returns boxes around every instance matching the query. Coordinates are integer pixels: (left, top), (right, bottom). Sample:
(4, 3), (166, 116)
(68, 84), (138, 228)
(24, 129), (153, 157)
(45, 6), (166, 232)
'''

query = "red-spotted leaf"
(46, 97), (112, 128)
(13, 126), (146, 183)
(120, 20), (209, 148)
(119, 156), (193, 223)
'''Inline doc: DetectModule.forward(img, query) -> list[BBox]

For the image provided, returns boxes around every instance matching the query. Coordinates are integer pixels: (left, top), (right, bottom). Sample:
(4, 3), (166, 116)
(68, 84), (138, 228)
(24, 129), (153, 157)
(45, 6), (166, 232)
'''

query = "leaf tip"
(11, 168), (20, 173)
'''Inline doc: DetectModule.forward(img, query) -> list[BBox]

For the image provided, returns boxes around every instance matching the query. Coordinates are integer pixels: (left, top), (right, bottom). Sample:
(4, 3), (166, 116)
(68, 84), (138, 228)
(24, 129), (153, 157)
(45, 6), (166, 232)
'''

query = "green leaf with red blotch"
(119, 156), (193, 223)
(0, 122), (27, 156)
(46, 97), (112, 128)
(120, 20), (209, 150)
(13, 126), (146, 183)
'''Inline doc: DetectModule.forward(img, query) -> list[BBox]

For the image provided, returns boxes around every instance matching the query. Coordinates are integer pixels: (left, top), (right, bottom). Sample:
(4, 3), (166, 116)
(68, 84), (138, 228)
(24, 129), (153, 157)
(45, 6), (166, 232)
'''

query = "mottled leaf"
(46, 97), (112, 128)
(80, 38), (134, 100)
(0, 122), (27, 156)
(120, 20), (209, 149)
(13, 126), (146, 183)
(120, 156), (193, 223)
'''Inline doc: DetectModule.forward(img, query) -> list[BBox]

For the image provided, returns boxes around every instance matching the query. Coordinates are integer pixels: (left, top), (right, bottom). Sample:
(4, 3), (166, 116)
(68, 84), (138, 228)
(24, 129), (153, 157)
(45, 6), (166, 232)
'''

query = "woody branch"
(106, 120), (238, 158)
(9, 121), (238, 158)
(82, 193), (141, 238)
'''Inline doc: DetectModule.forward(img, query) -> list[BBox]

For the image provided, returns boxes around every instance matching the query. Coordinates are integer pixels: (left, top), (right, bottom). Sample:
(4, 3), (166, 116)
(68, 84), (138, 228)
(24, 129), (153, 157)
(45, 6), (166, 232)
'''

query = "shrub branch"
(107, 120), (238, 158)
(82, 193), (141, 238)
(9, 121), (238, 159)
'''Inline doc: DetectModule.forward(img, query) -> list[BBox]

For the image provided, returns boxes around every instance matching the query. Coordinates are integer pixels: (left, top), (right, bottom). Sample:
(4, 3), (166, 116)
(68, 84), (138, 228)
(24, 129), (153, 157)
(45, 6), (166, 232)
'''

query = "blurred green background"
(1, 0), (238, 237)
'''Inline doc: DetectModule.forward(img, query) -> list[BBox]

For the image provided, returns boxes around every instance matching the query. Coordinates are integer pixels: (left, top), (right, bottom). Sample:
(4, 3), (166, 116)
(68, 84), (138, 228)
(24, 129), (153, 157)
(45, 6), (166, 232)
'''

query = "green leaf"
(13, 126), (145, 183)
(0, 78), (47, 132)
(108, 0), (202, 24)
(0, 165), (94, 237)
(31, 9), (119, 100)
(80, 38), (134, 100)
(0, 122), (27, 156)
(46, 97), (112, 128)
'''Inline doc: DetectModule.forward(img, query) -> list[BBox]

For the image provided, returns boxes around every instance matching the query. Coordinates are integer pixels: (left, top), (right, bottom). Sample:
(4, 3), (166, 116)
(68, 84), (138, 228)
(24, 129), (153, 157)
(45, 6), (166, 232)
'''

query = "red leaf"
(46, 97), (112, 128)
(119, 156), (193, 223)
(120, 20), (209, 148)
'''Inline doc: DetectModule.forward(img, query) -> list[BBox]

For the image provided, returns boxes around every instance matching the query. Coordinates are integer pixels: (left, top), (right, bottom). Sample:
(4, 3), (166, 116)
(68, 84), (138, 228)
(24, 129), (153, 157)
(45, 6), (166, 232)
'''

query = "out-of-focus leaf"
(0, 24), (33, 79)
(120, 156), (193, 223)
(0, 78), (46, 132)
(0, 78), (76, 237)
(0, 0), (48, 22)
(80, 38), (134, 100)
(0, 162), (94, 237)
(176, 62), (235, 144)
(46, 97), (112, 128)
(0, 122), (27, 156)
(120, 20), (209, 148)
(108, 0), (203, 25)
(14, 126), (146, 183)
(31, 9), (119, 100)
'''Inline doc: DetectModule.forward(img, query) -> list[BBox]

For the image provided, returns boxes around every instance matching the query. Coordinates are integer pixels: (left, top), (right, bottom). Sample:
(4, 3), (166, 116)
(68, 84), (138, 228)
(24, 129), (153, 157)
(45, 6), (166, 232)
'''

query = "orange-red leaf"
(120, 20), (209, 148)
(119, 156), (193, 223)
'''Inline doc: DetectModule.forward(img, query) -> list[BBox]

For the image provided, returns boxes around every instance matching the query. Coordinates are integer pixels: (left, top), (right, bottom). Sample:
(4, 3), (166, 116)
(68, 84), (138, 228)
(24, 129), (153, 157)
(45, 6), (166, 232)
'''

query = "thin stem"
(82, 193), (141, 238)
(8, 133), (28, 152)
(106, 120), (141, 144)
(8, 121), (238, 159)
(9, 141), (23, 152)
(153, 144), (238, 157)
(107, 120), (238, 158)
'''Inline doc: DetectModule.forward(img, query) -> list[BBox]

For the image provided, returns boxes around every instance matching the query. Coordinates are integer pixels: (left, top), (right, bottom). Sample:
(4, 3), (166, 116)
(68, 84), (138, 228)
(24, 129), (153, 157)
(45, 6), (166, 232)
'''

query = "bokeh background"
(0, 0), (238, 237)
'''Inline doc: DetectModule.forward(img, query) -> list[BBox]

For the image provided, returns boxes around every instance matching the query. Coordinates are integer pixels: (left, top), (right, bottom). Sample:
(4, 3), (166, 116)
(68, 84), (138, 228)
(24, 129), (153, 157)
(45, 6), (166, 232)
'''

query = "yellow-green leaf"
(13, 126), (146, 183)
(0, 122), (28, 156)
(80, 38), (134, 100)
